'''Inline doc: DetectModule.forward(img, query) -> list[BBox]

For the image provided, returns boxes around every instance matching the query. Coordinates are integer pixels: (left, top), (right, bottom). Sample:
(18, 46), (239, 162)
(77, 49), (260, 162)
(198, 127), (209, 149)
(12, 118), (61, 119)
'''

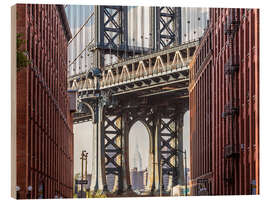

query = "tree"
(16, 33), (30, 71)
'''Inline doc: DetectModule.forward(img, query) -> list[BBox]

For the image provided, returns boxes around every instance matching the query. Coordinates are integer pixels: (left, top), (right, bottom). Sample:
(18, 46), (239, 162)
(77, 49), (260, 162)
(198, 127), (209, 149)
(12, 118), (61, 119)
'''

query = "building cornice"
(56, 5), (72, 41)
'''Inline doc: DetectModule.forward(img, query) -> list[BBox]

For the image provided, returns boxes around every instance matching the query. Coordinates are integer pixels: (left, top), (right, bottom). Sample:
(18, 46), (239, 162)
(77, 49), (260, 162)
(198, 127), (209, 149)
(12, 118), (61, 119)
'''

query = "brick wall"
(189, 24), (213, 196)
(16, 4), (73, 199)
(189, 8), (259, 195)
(210, 8), (259, 195)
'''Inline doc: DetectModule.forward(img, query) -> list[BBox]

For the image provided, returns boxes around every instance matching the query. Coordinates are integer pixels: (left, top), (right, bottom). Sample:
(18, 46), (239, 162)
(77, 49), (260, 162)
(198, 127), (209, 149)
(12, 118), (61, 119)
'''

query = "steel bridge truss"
(70, 41), (198, 108)
(159, 115), (178, 185)
(79, 99), (187, 195)
(86, 6), (182, 68)
(155, 7), (181, 49)
(99, 6), (128, 51)
(71, 41), (198, 195)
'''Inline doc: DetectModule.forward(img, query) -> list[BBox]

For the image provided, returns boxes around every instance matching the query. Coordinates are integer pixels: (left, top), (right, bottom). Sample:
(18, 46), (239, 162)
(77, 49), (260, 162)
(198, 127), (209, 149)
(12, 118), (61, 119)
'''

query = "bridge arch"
(126, 119), (154, 194)
(78, 101), (95, 121)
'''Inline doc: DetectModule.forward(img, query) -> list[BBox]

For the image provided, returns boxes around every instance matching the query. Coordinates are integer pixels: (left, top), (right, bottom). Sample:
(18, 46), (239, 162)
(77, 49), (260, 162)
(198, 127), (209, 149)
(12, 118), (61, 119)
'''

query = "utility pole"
(85, 152), (88, 197)
(85, 152), (88, 180)
(184, 149), (187, 196)
(80, 150), (86, 198)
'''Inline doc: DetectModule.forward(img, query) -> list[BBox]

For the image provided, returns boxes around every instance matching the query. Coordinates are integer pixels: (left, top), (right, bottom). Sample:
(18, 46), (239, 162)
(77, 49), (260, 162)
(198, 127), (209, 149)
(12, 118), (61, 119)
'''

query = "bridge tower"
(152, 7), (182, 50)
(67, 6), (204, 196)
(72, 39), (199, 195)
(89, 6), (183, 70)
(91, 6), (128, 68)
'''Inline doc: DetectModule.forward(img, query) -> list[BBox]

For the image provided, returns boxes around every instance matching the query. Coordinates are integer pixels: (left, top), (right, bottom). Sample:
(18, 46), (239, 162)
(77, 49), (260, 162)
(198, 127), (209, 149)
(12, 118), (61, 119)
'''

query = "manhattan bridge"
(65, 5), (209, 196)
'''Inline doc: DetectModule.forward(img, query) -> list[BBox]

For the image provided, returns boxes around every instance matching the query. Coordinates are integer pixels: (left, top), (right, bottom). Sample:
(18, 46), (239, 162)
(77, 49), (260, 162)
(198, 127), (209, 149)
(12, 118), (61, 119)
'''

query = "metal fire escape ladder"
(222, 8), (241, 186)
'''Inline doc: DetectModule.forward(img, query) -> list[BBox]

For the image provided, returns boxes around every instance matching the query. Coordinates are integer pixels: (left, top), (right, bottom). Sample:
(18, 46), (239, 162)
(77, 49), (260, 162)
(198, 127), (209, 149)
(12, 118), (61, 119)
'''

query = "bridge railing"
(69, 40), (199, 90)
(99, 52), (191, 88)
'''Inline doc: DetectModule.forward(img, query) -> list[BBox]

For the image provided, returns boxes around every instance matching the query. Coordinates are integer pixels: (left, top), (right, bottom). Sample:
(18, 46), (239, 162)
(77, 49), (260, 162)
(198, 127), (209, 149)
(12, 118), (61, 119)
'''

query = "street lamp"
(85, 152), (88, 179)
(80, 150), (88, 198)
(87, 67), (103, 120)
(54, 191), (59, 199)
(27, 185), (32, 199)
(16, 186), (20, 199)
(84, 152), (89, 197)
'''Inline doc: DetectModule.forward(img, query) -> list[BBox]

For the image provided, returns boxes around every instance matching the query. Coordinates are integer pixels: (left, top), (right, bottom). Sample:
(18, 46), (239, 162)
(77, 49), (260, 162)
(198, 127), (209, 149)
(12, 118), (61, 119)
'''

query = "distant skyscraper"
(130, 143), (145, 191)
(106, 174), (115, 192)
(133, 143), (143, 171)
(130, 168), (144, 191)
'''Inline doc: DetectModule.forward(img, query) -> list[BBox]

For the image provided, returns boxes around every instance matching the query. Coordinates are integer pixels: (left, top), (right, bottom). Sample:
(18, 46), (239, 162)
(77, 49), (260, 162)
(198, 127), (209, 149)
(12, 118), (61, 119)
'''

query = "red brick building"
(189, 8), (259, 195)
(189, 22), (213, 195)
(16, 4), (74, 198)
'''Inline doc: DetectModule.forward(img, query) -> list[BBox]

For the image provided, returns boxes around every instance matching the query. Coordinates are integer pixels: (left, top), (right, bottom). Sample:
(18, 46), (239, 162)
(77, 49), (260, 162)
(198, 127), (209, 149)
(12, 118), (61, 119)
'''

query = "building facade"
(189, 8), (259, 195)
(16, 4), (74, 198)
(189, 22), (213, 195)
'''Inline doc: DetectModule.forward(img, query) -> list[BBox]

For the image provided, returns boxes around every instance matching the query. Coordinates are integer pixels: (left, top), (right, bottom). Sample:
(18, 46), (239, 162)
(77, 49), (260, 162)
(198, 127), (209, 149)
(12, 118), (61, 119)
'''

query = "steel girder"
(103, 114), (123, 192)
(70, 40), (198, 123)
(101, 6), (126, 50)
(82, 96), (187, 195)
(92, 6), (128, 68)
(155, 7), (181, 50)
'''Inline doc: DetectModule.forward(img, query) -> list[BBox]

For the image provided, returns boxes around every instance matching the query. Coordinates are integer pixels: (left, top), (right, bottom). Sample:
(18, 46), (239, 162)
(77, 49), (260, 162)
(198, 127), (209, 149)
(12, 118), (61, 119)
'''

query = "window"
(246, 21), (250, 54)
(27, 25), (30, 53)
(31, 35), (35, 65)
(32, 4), (35, 20)
(251, 11), (255, 48)
(36, 5), (39, 26)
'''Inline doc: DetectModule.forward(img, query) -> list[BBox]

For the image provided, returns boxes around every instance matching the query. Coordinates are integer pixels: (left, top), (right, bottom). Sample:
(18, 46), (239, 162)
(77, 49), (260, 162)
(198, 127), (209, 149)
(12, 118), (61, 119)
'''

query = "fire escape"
(222, 8), (240, 186)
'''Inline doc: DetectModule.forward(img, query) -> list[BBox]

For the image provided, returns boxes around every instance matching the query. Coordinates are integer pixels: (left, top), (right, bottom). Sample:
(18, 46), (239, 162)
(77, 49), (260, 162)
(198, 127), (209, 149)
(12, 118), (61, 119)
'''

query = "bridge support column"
(144, 111), (157, 195)
(176, 111), (185, 186)
(120, 112), (131, 193)
(111, 116), (129, 194)
(112, 134), (121, 193)
(89, 103), (107, 193)
(153, 116), (162, 195)
(167, 133), (177, 192)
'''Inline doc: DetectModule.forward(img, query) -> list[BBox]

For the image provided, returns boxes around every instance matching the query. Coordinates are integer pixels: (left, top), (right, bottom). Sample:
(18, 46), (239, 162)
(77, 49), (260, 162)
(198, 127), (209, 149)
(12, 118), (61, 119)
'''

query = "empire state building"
(130, 143), (147, 192)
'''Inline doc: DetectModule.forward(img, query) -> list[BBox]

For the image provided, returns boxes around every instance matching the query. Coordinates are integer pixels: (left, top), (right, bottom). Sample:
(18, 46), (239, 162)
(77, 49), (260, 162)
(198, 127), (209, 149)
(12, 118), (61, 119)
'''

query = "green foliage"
(88, 190), (107, 198)
(16, 33), (31, 71)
